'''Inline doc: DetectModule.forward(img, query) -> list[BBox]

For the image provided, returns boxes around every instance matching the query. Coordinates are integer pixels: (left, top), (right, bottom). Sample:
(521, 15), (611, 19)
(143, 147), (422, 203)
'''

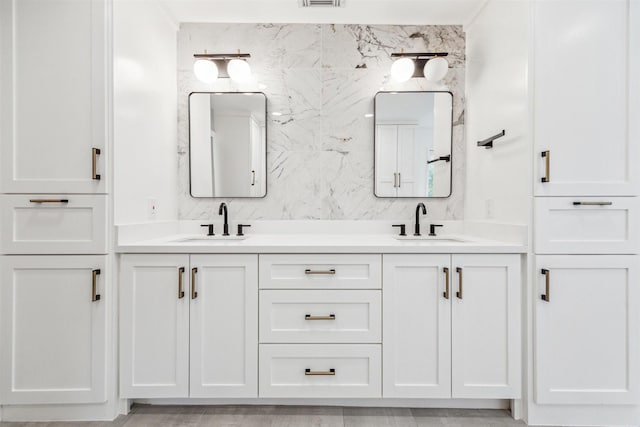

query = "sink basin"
(393, 236), (466, 243)
(170, 236), (248, 243)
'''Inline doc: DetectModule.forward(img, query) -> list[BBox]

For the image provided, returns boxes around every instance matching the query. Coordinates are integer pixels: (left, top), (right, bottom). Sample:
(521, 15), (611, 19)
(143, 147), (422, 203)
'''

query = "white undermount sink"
(393, 236), (466, 243)
(170, 235), (248, 243)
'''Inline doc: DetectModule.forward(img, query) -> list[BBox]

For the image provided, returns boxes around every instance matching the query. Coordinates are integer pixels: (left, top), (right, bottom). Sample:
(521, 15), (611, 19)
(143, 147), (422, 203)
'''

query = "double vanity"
(117, 215), (525, 402)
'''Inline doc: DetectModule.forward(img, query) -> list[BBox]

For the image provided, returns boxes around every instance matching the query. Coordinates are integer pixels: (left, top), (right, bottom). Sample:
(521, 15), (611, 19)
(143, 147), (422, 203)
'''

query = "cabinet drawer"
(535, 197), (638, 254)
(259, 344), (381, 398)
(259, 290), (381, 343)
(0, 195), (107, 254)
(259, 254), (381, 289)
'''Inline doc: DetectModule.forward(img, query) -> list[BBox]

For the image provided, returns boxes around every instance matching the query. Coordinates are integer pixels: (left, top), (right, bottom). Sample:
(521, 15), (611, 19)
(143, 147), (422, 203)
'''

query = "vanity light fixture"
(193, 50), (252, 84)
(390, 52), (449, 82)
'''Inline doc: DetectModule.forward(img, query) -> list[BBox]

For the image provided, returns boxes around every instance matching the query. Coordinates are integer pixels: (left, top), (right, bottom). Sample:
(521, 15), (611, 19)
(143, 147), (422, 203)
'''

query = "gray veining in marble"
(177, 24), (465, 220)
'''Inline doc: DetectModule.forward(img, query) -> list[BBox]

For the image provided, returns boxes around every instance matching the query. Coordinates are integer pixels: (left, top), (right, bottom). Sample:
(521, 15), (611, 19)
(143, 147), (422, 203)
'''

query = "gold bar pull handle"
(92, 269), (101, 302)
(251, 170), (256, 186)
(541, 150), (550, 183)
(178, 267), (185, 299)
(456, 267), (463, 299)
(304, 269), (336, 275)
(443, 267), (450, 299)
(305, 368), (335, 376)
(92, 148), (101, 180)
(30, 199), (69, 203)
(398, 172), (401, 188)
(573, 201), (613, 206)
(191, 268), (198, 299)
(541, 269), (550, 302)
(305, 314), (336, 320)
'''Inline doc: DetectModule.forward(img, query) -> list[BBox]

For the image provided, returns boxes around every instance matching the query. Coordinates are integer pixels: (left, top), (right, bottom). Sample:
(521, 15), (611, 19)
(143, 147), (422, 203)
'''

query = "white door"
(451, 254), (521, 398)
(0, 256), (106, 404)
(396, 126), (417, 196)
(535, 255), (639, 404)
(382, 254), (451, 398)
(189, 254), (258, 397)
(120, 254), (190, 398)
(533, 0), (638, 196)
(375, 125), (398, 197)
(0, 0), (107, 193)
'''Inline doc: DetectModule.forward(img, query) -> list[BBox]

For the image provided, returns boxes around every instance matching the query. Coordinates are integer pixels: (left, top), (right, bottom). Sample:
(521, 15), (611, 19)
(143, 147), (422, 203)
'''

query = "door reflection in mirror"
(189, 92), (267, 198)
(374, 91), (453, 198)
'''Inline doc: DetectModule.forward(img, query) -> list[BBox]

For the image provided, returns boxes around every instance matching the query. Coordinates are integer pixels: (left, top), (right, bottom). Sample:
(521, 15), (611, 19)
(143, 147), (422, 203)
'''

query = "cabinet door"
(451, 254), (521, 398)
(120, 254), (190, 398)
(396, 126), (417, 197)
(533, 0), (637, 196)
(0, 0), (107, 193)
(0, 256), (106, 404)
(190, 254), (258, 397)
(382, 254), (451, 398)
(535, 255), (639, 404)
(374, 125), (398, 197)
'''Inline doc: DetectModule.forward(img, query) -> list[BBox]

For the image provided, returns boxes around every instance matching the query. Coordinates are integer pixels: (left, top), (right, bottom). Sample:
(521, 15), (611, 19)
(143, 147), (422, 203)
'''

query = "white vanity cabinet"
(0, 0), (108, 194)
(119, 254), (258, 399)
(534, 255), (639, 405)
(383, 254), (521, 399)
(533, 0), (638, 196)
(0, 256), (107, 404)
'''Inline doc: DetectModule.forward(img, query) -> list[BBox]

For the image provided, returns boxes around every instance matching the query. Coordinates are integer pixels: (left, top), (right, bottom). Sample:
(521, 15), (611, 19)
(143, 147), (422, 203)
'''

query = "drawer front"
(259, 254), (381, 289)
(259, 290), (381, 343)
(259, 344), (381, 398)
(535, 197), (639, 254)
(0, 195), (107, 254)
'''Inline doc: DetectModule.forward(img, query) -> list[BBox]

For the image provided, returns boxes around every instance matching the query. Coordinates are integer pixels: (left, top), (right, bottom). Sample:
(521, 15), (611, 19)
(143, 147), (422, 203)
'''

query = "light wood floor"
(0, 405), (527, 426)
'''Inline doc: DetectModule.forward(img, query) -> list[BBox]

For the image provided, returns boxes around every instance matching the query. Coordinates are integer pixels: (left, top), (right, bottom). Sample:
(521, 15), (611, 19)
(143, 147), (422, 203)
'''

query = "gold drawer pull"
(178, 267), (185, 299)
(92, 148), (101, 180)
(305, 269), (336, 275)
(30, 199), (69, 203)
(541, 150), (550, 182)
(191, 267), (198, 299)
(92, 269), (101, 302)
(541, 269), (550, 302)
(456, 267), (463, 299)
(443, 267), (450, 299)
(305, 369), (335, 376)
(305, 314), (336, 320)
(572, 201), (613, 206)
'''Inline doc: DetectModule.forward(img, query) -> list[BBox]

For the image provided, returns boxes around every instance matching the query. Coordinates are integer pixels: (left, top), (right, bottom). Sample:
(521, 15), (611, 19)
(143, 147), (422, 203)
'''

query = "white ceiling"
(159, 0), (487, 26)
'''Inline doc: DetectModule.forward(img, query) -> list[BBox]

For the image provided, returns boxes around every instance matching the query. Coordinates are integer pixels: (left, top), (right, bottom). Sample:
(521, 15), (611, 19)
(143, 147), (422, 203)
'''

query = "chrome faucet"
(218, 202), (229, 236)
(414, 203), (427, 236)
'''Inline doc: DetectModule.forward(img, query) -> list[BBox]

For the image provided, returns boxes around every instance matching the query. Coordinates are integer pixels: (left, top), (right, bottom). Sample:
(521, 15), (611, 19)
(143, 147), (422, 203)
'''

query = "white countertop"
(116, 232), (527, 254)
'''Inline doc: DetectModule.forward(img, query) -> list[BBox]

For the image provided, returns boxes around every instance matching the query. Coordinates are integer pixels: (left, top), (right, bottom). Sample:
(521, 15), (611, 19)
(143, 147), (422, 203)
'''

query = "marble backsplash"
(177, 23), (465, 220)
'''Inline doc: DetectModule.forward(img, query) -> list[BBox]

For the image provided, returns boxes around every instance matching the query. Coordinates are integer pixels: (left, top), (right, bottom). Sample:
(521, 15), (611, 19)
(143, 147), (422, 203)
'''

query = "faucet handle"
(429, 224), (444, 237)
(392, 224), (406, 236)
(200, 224), (215, 236)
(237, 224), (251, 236)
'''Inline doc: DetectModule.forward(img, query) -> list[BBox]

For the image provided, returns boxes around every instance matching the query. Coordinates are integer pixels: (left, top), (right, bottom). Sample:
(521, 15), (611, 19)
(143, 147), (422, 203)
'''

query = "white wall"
(464, 0), (530, 223)
(113, 0), (178, 224)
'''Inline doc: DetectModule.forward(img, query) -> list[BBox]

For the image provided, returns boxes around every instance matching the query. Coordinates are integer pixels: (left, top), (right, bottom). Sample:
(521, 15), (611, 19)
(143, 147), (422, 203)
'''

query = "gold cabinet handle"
(251, 170), (256, 186)
(191, 268), (198, 299)
(456, 267), (463, 299)
(305, 269), (336, 275)
(92, 269), (101, 302)
(305, 369), (335, 376)
(572, 201), (613, 206)
(305, 314), (336, 320)
(541, 150), (550, 182)
(92, 148), (101, 180)
(29, 199), (69, 203)
(178, 267), (185, 299)
(541, 269), (550, 302)
(398, 172), (401, 188)
(443, 267), (450, 299)
(393, 172), (398, 188)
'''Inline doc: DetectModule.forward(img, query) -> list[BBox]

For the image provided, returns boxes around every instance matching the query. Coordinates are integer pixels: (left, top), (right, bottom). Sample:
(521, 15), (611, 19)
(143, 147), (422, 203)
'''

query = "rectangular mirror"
(374, 91), (453, 198)
(189, 92), (267, 198)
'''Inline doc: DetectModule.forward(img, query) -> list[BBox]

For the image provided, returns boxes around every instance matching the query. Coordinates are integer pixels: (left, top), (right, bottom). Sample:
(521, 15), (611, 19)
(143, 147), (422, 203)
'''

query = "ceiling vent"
(300, 0), (343, 7)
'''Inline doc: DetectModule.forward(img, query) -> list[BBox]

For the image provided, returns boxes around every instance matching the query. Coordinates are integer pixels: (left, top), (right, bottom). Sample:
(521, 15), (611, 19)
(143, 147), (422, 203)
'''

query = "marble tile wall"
(177, 24), (465, 220)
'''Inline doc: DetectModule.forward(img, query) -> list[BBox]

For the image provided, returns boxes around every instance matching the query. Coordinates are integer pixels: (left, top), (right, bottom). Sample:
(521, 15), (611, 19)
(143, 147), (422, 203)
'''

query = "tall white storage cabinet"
(0, 0), (111, 414)
(531, 0), (640, 417)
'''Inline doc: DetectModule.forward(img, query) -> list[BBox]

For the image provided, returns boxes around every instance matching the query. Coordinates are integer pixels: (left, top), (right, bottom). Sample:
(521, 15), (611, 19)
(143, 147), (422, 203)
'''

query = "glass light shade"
(424, 57), (449, 82)
(193, 59), (218, 84)
(390, 57), (415, 82)
(227, 59), (252, 83)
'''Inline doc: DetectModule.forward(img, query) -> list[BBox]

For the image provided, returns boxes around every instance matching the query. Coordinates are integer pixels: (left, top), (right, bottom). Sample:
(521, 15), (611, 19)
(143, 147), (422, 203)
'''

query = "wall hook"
(477, 130), (505, 149)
